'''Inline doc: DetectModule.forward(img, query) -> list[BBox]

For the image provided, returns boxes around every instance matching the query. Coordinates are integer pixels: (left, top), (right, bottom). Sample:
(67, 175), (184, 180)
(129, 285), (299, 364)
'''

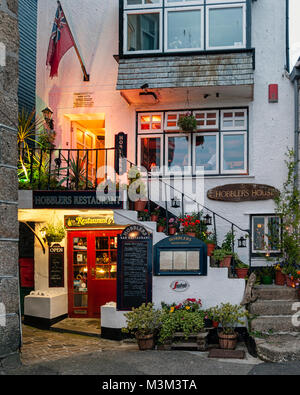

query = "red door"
(68, 230), (122, 318)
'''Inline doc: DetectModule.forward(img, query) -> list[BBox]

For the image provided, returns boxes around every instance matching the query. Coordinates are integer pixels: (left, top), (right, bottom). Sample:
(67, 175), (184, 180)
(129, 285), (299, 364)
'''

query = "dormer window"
(122, 1), (248, 55)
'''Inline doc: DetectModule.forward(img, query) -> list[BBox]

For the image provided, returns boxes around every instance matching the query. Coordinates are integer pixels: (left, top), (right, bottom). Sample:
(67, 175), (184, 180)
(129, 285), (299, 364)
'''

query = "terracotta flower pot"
(168, 226), (177, 235)
(185, 232), (196, 237)
(236, 268), (248, 279)
(157, 225), (165, 233)
(218, 332), (238, 350)
(285, 275), (293, 287)
(206, 243), (216, 257)
(212, 321), (219, 328)
(151, 215), (158, 222)
(135, 200), (147, 212)
(219, 256), (232, 268)
(135, 334), (154, 351)
(275, 270), (286, 286)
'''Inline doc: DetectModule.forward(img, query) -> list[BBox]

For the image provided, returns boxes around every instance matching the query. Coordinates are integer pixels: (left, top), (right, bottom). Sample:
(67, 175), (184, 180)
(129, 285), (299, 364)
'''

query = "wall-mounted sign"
(49, 244), (64, 288)
(115, 132), (128, 175)
(117, 225), (152, 310)
(33, 191), (122, 209)
(154, 235), (207, 276)
(73, 92), (94, 108)
(207, 184), (280, 202)
(65, 215), (115, 229)
(170, 280), (190, 292)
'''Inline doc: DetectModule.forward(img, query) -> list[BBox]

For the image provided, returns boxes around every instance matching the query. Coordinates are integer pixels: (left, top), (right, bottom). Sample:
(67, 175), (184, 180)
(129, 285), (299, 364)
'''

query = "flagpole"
(57, 1), (90, 81)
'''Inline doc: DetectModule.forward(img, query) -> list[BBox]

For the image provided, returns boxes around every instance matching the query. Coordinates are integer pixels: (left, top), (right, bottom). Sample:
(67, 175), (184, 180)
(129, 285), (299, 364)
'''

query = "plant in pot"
(150, 206), (160, 222)
(234, 255), (249, 279)
(282, 264), (300, 287)
(205, 306), (220, 328)
(179, 213), (201, 237)
(177, 112), (197, 133)
(216, 303), (248, 350)
(212, 249), (233, 268)
(122, 303), (162, 351)
(40, 222), (66, 246)
(138, 208), (150, 222)
(127, 167), (148, 212)
(205, 232), (217, 257)
(274, 262), (286, 286)
(168, 217), (178, 235)
(157, 217), (166, 233)
(260, 266), (274, 285)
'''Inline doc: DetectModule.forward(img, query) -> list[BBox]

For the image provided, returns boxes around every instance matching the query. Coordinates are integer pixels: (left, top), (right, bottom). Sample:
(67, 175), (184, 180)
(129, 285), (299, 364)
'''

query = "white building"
(18, 0), (294, 334)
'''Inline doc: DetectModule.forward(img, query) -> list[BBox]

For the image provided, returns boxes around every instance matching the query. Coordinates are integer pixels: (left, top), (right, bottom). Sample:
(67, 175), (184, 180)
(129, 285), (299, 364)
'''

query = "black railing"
(18, 147), (116, 191)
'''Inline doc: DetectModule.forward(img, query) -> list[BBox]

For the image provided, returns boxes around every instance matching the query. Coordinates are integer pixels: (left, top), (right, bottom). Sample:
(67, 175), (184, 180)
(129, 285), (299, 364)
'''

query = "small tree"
(274, 150), (300, 267)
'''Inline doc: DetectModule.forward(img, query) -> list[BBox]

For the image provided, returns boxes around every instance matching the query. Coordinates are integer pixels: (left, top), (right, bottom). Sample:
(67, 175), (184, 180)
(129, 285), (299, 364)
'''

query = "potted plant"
(215, 303), (248, 350)
(150, 206), (160, 222)
(235, 261), (249, 279)
(206, 306), (220, 328)
(179, 213), (202, 237)
(260, 266), (274, 285)
(41, 221), (66, 246)
(122, 303), (162, 351)
(212, 249), (233, 268)
(274, 262), (286, 286)
(127, 167), (148, 212)
(205, 232), (217, 256)
(168, 217), (178, 235)
(138, 209), (150, 222)
(157, 217), (166, 233)
(282, 264), (300, 287)
(177, 112), (197, 133)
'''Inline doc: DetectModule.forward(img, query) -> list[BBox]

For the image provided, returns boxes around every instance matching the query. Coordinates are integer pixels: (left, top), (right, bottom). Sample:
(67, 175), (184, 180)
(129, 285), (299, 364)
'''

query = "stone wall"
(0, 0), (21, 368)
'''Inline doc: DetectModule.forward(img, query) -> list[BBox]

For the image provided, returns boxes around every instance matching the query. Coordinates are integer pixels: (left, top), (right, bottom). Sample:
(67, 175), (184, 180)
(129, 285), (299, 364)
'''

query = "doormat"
(208, 349), (245, 359)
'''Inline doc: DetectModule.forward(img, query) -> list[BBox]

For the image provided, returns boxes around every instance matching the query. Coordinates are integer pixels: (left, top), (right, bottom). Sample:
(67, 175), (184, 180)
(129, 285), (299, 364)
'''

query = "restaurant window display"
(137, 108), (248, 175)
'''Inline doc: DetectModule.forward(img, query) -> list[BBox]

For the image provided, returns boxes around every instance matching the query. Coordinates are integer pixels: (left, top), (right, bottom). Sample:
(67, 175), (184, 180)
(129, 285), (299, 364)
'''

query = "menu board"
(49, 244), (64, 288)
(117, 225), (152, 310)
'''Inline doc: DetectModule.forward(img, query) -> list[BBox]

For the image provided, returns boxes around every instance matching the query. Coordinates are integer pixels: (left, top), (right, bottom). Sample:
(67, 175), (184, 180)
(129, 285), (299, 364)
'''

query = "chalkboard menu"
(49, 244), (64, 288)
(117, 225), (152, 310)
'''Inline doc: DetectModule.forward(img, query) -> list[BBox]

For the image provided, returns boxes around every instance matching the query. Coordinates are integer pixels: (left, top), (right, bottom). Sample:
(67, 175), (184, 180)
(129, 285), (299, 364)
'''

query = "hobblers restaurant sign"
(65, 215), (114, 229)
(207, 184), (280, 202)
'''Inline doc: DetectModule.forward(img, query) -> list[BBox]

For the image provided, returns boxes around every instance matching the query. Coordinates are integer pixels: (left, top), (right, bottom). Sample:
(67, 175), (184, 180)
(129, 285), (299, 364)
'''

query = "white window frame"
(193, 110), (219, 130)
(221, 109), (247, 131)
(165, 0), (204, 7)
(164, 6), (204, 53)
(165, 133), (192, 175)
(206, 3), (246, 51)
(124, 0), (163, 9)
(221, 131), (247, 175)
(193, 132), (219, 175)
(124, 9), (163, 55)
(138, 134), (164, 174)
(164, 111), (191, 131)
(252, 215), (281, 254)
(138, 112), (164, 133)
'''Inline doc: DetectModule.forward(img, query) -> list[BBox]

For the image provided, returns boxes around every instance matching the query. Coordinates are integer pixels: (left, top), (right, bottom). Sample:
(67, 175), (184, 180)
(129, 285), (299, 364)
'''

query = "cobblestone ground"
(21, 325), (138, 366)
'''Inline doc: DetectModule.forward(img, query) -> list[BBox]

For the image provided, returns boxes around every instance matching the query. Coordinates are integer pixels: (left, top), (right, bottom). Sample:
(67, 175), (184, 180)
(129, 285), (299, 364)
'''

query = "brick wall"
(0, 0), (21, 368)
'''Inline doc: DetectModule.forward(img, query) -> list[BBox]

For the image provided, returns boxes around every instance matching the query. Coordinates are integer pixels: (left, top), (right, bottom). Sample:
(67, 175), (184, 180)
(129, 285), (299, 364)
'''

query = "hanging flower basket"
(177, 113), (197, 133)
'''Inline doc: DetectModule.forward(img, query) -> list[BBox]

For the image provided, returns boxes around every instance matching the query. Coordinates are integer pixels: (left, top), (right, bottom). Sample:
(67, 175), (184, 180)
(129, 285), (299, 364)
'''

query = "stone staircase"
(249, 285), (300, 362)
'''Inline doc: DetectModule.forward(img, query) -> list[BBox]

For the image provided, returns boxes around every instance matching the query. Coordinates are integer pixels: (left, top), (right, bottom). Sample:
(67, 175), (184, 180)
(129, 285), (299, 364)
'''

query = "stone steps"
(254, 285), (298, 301)
(255, 334), (300, 363)
(251, 315), (300, 334)
(249, 300), (298, 316)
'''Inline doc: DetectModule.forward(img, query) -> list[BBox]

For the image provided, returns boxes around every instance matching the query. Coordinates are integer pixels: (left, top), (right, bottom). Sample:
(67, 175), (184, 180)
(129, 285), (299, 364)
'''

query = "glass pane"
(127, 0), (161, 5)
(127, 13), (160, 51)
(209, 7), (243, 48)
(73, 237), (87, 250)
(73, 251), (87, 265)
(95, 265), (110, 279)
(77, 130), (84, 144)
(253, 217), (265, 251)
(195, 135), (217, 171)
(96, 237), (109, 250)
(74, 294), (88, 308)
(168, 9), (201, 50)
(141, 137), (161, 171)
(168, 136), (189, 170)
(268, 217), (280, 251)
(96, 251), (110, 265)
(223, 134), (245, 171)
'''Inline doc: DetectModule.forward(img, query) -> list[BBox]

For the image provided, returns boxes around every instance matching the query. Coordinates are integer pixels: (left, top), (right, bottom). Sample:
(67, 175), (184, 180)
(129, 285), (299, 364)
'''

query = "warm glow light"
(83, 267), (88, 273)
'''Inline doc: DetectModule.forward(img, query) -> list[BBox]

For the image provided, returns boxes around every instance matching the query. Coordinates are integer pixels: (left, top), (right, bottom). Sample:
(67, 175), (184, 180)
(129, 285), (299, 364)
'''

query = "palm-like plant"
(58, 154), (93, 190)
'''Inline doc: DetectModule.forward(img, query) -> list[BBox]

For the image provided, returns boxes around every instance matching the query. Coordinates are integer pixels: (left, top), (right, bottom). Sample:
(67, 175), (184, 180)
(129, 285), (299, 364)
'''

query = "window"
(165, 7), (203, 52)
(252, 216), (281, 254)
(207, 5), (245, 50)
(138, 135), (163, 172)
(137, 108), (248, 176)
(125, 10), (162, 53)
(122, 1), (247, 54)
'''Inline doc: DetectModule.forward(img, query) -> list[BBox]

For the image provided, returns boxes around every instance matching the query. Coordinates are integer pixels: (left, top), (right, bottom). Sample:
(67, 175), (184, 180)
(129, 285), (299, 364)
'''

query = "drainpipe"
(294, 79), (299, 187)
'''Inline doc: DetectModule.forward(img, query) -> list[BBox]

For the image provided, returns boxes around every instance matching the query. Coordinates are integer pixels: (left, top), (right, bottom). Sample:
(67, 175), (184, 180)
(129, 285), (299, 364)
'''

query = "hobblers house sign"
(207, 184), (280, 202)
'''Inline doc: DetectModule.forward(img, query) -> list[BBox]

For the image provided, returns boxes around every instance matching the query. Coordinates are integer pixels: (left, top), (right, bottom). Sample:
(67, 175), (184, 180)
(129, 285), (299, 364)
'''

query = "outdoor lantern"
(42, 107), (53, 121)
(238, 236), (247, 248)
(204, 214), (212, 226)
(171, 197), (180, 208)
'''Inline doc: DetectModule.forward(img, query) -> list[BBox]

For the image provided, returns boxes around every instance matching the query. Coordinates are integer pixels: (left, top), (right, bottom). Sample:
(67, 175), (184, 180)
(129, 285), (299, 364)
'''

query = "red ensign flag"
(46, 3), (75, 78)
